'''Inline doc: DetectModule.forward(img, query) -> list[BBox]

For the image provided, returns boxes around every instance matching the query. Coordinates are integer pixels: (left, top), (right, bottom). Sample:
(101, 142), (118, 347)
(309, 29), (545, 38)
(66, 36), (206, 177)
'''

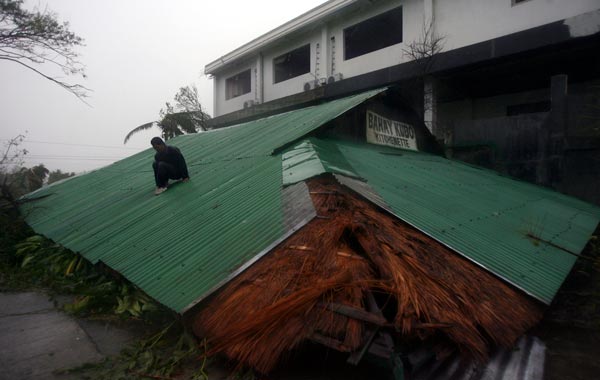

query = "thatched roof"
(194, 176), (544, 373)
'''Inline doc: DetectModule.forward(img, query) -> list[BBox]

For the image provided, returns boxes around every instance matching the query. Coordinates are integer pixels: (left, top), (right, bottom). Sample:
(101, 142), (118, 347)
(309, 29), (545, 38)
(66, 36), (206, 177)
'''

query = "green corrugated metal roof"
(282, 138), (359, 185)
(20, 89), (384, 313)
(283, 137), (600, 304)
(20, 87), (599, 310)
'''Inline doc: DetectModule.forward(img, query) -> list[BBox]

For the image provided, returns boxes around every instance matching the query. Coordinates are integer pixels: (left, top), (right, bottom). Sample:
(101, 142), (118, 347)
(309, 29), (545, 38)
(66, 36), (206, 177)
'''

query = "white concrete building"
(204, 0), (600, 205)
(205, 0), (600, 122)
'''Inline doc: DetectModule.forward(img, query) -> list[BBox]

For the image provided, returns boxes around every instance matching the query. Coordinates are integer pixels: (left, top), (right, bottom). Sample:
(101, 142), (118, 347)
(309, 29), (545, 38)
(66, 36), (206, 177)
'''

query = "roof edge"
(181, 216), (315, 314)
(337, 172), (555, 305)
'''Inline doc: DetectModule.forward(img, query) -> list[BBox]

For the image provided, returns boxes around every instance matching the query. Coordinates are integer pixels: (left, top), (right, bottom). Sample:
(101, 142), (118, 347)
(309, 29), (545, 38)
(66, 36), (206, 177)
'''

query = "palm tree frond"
(123, 121), (156, 144)
(126, 85), (212, 143)
(164, 112), (196, 134)
(171, 110), (211, 132)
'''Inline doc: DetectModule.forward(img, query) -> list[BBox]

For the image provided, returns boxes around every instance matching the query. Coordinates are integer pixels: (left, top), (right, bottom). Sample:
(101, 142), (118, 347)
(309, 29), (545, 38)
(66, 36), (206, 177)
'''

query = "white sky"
(0, 0), (327, 173)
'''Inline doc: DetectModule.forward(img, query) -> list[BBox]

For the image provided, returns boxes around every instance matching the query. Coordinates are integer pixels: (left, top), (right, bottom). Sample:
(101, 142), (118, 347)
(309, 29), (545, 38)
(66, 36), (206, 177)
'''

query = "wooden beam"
(319, 302), (388, 326)
(310, 333), (352, 352)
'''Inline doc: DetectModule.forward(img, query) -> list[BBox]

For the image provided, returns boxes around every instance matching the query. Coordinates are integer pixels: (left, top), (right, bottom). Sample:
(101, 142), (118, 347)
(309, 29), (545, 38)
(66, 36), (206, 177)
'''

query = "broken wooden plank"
(347, 325), (379, 365)
(310, 333), (352, 352)
(319, 302), (388, 326)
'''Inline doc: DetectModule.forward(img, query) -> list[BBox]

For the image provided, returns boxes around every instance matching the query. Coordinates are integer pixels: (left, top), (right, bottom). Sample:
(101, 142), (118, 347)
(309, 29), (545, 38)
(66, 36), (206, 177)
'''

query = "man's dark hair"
(151, 137), (165, 146)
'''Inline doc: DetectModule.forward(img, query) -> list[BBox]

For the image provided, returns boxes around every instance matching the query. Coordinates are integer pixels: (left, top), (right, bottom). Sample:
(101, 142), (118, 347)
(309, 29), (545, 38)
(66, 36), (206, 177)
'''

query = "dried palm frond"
(193, 175), (544, 373)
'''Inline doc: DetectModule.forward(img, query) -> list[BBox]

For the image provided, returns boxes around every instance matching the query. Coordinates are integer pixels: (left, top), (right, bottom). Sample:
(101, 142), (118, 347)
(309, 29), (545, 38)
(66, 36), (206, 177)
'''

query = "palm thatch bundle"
(192, 175), (544, 374)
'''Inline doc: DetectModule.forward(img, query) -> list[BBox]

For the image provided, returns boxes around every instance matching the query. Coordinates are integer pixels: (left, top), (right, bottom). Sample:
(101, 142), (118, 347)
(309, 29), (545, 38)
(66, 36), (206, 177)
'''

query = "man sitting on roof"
(151, 137), (190, 195)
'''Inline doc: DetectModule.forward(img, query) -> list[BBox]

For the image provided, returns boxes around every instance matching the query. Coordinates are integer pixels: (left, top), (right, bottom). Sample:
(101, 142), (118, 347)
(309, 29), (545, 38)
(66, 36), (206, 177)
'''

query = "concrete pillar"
(423, 0), (436, 136)
(256, 53), (264, 103)
(212, 75), (218, 117)
(550, 74), (568, 135)
(321, 24), (330, 81)
(537, 74), (568, 186)
(424, 76), (437, 135)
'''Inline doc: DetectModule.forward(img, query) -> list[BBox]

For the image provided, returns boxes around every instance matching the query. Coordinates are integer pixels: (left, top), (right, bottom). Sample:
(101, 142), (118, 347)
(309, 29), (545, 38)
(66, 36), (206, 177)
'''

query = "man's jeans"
(153, 161), (181, 188)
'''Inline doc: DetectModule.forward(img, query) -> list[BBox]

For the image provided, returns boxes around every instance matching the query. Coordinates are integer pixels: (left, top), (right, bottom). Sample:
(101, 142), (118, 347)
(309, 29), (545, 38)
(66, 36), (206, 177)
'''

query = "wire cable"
(0, 138), (146, 150)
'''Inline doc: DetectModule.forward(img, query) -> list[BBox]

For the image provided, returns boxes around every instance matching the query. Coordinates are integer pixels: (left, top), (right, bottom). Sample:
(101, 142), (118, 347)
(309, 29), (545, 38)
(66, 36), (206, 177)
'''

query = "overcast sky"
(0, 0), (327, 173)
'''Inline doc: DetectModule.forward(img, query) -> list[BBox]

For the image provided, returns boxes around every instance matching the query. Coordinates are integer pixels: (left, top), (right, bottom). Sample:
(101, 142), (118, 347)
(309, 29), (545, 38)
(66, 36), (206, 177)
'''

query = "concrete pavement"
(0, 292), (134, 380)
(0, 292), (379, 380)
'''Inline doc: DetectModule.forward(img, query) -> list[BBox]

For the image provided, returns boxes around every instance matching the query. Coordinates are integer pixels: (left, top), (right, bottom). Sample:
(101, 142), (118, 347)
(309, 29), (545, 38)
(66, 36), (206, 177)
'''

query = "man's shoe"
(155, 187), (167, 195)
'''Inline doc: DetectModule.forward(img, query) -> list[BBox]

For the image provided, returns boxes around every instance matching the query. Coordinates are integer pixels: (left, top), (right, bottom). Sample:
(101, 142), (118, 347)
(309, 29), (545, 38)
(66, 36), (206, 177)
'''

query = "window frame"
(225, 68), (252, 101)
(272, 44), (311, 84)
(343, 6), (403, 61)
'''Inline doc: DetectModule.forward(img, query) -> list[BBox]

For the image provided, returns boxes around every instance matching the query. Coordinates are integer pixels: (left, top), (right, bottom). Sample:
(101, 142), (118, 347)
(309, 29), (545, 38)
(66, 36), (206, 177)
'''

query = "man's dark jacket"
(154, 146), (189, 179)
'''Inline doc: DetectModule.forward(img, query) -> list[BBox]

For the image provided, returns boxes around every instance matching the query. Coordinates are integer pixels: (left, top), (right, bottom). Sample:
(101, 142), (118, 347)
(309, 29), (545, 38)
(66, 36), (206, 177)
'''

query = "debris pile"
(193, 175), (544, 373)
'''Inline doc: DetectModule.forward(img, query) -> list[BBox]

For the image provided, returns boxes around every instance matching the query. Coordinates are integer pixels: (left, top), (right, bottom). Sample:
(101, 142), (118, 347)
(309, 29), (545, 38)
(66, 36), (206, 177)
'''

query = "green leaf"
(21, 254), (35, 268)
(115, 297), (128, 314)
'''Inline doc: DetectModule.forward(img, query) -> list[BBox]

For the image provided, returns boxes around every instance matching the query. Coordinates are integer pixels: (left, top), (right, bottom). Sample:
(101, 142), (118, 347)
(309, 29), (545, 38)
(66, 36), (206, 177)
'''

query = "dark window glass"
(273, 44), (311, 84)
(506, 101), (550, 116)
(225, 69), (251, 100)
(344, 6), (403, 60)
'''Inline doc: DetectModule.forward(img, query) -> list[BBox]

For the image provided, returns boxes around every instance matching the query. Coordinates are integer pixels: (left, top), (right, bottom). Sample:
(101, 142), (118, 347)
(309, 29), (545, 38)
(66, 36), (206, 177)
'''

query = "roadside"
(0, 290), (232, 380)
(0, 291), (117, 380)
(0, 289), (373, 380)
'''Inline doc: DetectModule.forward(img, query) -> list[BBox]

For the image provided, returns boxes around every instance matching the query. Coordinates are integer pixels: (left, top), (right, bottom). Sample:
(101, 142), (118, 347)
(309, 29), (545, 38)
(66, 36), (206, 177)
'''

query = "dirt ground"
(537, 323), (600, 380)
(534, 238), (600, 380)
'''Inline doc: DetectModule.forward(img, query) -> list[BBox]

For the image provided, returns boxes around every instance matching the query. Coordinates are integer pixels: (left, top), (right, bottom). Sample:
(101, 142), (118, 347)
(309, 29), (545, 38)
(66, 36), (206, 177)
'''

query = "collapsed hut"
(19, 88), (600, 376)
(193, 175), (544, 373)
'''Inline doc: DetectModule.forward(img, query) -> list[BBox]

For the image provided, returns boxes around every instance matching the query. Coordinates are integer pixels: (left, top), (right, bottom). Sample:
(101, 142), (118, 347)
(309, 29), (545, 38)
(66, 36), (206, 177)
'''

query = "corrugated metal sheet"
(25, 156), (284, 312)
(282, 138), (360, 185)
(169, 88), (385, 163)
(281, 137), (600, 304)
(282, 181), (316, 231)
(410, 335), (545, 380)
(20, 89), (384, 313)
(334, 174), (391, 213)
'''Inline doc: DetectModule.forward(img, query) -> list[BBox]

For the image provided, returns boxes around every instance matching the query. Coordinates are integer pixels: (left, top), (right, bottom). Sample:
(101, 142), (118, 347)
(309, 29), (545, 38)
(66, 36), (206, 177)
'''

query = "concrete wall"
(435, 0), (600, 52)
(329, 0), (423, 79)
(262, 31), (322, 103)
(445, 79), (600, 205)
(438, 80), (598, 129)
(213, 59), (257, 117)
(449, 113), (547, 180)
(438, 88), (550, 123)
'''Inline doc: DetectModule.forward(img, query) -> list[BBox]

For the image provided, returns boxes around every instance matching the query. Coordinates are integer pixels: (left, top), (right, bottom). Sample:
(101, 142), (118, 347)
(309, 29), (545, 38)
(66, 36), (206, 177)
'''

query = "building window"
(506, 101), (550, 116)
(273, 44), (311, 84)
(225, 69), (251, 100)
(344, 6), (403, 60)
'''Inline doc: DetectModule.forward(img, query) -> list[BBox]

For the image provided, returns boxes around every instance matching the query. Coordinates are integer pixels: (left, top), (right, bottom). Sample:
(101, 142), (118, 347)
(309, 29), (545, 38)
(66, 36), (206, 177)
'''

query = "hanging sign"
(366, 110), (418, 151)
